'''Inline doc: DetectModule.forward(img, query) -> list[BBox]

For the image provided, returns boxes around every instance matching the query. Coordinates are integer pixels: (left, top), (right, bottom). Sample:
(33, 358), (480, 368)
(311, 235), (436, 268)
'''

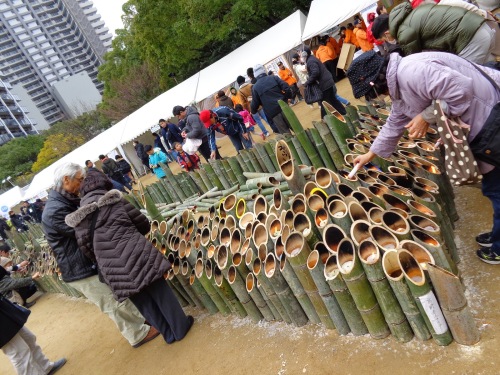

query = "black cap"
(172, 106), (185, 116)
(371, 14), (389, 40)
(144, 145), (153, 152)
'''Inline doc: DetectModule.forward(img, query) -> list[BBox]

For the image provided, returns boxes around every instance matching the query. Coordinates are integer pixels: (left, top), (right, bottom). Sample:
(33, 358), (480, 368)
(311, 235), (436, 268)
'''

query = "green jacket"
(390, 2), (485, 56)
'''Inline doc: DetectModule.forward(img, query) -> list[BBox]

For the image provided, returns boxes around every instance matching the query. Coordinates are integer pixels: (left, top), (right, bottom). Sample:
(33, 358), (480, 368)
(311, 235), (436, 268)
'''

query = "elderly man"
(41, 163), (159, 348)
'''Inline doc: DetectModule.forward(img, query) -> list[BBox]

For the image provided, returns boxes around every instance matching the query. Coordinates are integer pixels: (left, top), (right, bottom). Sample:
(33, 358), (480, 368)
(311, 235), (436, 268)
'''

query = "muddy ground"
(1, 80), (499, 375)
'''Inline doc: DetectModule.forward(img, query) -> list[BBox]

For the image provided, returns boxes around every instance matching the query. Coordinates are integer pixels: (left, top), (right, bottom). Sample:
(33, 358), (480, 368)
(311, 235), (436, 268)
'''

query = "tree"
(0, 135), (45, 185)
(45, 110), (112, 142)
(97, 0), (311, 120)
(31, 134), (86, 173)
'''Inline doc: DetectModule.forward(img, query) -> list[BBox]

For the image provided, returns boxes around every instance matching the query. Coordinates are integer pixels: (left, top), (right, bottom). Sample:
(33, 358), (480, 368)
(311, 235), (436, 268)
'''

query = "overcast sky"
(91, 0), (126, 36)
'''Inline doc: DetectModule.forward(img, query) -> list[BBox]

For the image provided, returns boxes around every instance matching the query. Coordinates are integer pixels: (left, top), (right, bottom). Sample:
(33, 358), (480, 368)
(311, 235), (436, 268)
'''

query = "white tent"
(119, 72), (201, 144)
(302, 0), (378, 41)
(194, 10), (307, 102)
(0, 186), (24, 217)
(23, 121), (128, 199)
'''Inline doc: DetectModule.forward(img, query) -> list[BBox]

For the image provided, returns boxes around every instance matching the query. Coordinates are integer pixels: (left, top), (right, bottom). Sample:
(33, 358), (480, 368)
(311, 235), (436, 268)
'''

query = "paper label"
(419, 291), (448, 334)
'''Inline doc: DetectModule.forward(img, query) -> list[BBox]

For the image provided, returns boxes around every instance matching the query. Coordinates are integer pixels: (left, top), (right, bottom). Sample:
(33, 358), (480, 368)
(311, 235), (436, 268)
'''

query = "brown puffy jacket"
(65, 189), (169, 302)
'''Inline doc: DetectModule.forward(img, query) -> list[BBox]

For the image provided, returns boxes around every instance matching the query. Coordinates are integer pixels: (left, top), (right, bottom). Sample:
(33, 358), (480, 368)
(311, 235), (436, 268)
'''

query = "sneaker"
(48, 358), (67, 375)
(476, 232), (492, 247)
(476, 247), (500, 265)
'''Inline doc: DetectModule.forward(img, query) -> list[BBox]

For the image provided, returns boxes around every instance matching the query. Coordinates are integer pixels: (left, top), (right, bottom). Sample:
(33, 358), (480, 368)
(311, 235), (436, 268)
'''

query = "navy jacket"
(208, 106), (247, 151)
(305, 54), (335, 92)
(250, 74), (292, 119)
(161, 123), (183, 149)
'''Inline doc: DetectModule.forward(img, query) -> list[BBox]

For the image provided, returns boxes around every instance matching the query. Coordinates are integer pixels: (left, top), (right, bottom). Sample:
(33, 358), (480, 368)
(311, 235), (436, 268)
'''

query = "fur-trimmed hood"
(65, 189), (123, 228)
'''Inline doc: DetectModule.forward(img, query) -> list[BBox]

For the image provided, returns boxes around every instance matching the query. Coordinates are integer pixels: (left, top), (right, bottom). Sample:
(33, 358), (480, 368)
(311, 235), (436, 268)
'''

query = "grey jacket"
(184, 106), (208, 140)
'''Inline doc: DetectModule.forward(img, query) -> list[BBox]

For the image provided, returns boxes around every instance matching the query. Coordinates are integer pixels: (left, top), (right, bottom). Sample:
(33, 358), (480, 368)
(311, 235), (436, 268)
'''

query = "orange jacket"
(354, 28), (373, 52)
(327, 37), (340, 55)
(316, 44), (337, 63)
(344, 29), (359, 47)
(278, 67), (297, 86)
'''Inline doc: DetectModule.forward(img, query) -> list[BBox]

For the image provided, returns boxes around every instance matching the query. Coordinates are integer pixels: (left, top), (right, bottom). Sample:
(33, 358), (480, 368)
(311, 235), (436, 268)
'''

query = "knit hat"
(346, 50), (385, 99)
(80, 168), (113, 197)
(0, 257), (11, 268)
(253, 64), (266, 77)
(371, 14), (389, 39)
(199, 110), (213, 128)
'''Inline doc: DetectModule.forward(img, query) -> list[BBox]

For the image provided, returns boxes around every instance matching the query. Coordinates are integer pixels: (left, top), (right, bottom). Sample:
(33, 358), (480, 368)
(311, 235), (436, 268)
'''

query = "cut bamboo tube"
(185, 263), (219, 314)
(284, 232), (335, 329)
(381, 210), (411, 242)
(245, 272), (275, 321)
(323, 224), (347, 254)
(276, 139), (308, 196)
(324, 113), (351, 156)
(213, 264), (247, 318)
(400, 240), (435, 271)
(410, 229), (456, 274)
(252, 258), (288, 322)
(324, 254), (368, 335)
(358, 240), (414, 342)
(227, 157), (247, 185)
(264, 253), (309, 326)
(369, 225), (400, 252)
(426, 263), (480, 345)
(337, 238), (390, 339)
(398, 250), (453, 346)
(307, 250), (350, 334)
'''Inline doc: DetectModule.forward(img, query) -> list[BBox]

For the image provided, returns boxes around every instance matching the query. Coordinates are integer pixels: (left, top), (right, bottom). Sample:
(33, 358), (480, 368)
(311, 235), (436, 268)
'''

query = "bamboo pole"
(358, 240), (414, 342)
(327, 200), (352, 236)
(290, 137), (310, 166)
(337, 238), (390, 339)
(398, 250), (453, 346)
(212, 263), (247, 318)
(324, 113), (351, 156)
(284, 232), (335, 329)
(279, 100), (322, 168)
(307, 250), (350, 334)
(313, 121), (344, 170)
(221, 159), (239, 186)
(253, 258), (290, 323)
(324, 254), (368, 335)
(183, 261), (219, 314)
(426, 263), (480, 345)
(245, 272), (276, 321)
(226, 156), (247, 185)
(264, 141), (280, 171)
(369, 225), (400, 252)
(264, 253), (309, 327)
(410, 230), (457, 275)
(226, 265), (263, 322)
(309, 127), (335, 170)
(275, 140), (307, 196)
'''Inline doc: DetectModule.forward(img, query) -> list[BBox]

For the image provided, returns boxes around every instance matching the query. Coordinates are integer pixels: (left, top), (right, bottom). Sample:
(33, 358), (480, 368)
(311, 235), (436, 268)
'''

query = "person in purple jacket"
(348, 50), (500, 264)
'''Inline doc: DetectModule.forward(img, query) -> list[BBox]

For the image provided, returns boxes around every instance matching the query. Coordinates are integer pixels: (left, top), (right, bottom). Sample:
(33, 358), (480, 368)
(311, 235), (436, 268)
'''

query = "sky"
(91, 0), (127, 36)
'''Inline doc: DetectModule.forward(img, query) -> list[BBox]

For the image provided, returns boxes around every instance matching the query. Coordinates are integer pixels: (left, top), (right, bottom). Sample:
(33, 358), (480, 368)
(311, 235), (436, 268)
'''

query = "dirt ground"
(2, 81), (499, 375)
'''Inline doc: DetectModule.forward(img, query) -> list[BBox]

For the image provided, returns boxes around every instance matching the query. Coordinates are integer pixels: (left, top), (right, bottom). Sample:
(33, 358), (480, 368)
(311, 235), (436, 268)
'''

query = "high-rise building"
(0, 0), (112, 127)
(0, 76), (39, 145)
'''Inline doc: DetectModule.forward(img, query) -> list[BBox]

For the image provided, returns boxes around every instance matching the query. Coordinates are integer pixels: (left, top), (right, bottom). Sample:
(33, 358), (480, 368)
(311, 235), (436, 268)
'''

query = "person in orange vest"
(316, 36), (339, 81)
(342, 24), (359, 48)
(277, 61), (303, 104)
(354, 21), (374, 52)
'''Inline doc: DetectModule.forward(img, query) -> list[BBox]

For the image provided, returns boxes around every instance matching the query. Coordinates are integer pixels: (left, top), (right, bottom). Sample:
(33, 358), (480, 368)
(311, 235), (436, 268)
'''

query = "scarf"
(54, 186), (81, 207)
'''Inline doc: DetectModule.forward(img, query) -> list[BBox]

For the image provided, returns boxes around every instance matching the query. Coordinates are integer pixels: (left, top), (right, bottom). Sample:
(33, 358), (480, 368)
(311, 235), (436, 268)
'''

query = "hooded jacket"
(304, 54), (335, 93)
(250, 74), (292, 119)
(390, 2), (485, 56)
(184, 106), (208, 141)
(42, 190), (97, 283)
(134, 142), (148, 162)
(238, 82), (253, 111)
(65, 189), (169, 302)
(101, 158), (121, 179)
(371, 51), (500, 174)
(216, 95), (234, 109)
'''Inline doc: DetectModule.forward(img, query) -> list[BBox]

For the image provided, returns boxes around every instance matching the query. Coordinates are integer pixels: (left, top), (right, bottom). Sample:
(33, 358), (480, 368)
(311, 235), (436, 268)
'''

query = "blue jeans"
(228, 132), (253, 152)
(336, 94), (350, 105)
(252, 110), (270, 135)
(482, 167), (500, 254)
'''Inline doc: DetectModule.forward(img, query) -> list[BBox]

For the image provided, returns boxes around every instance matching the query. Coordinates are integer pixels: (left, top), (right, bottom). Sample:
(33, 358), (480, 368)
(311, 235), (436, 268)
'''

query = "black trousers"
(323, 59), (338, 82)
(129, 278), (190, 343)
(319, 87), (346, 118)
(272, 112), (292, 134)
(17, 283), (37, 303)
(198, 140), (222, 162)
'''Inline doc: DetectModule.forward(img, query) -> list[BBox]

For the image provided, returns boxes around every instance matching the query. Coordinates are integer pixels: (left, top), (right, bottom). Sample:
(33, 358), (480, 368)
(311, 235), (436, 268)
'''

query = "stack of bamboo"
(138, 101), (479, 346)
(7, 100), (479, 346)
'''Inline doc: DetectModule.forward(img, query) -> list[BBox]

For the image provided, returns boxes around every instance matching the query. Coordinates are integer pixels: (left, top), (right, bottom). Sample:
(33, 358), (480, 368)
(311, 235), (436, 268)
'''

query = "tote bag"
(304, 82), (323, 104)
(434, 100), (482, 186)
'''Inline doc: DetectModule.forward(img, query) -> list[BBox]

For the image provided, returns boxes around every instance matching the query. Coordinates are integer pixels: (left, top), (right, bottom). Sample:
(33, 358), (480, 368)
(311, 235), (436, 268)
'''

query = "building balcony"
(0, 106), (9, 114)
(0, 43), (17, 53)
(1, 94), (14, 102)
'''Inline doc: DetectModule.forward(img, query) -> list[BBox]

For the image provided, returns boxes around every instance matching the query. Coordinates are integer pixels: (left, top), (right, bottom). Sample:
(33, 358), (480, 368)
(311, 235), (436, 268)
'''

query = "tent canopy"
(23, 121), (128, 199)
(302, 0), (377, 41)
(0, 186), (24, 217)
(194, 10), (307, 103)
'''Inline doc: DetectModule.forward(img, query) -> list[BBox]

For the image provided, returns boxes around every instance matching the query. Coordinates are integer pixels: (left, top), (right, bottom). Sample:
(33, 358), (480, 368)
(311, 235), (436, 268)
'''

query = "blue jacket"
(208, 106), (247, 152)
(160, 123), (183, 150)
(148, 149), (168, 178)
(251, 74), (292, 119)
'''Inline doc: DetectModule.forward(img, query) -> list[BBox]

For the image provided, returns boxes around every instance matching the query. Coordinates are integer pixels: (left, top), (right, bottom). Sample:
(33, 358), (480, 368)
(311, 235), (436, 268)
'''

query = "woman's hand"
(405, 114), (429, 139)
(353, 150), (376, 167)
(210, 151), (216, 159)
